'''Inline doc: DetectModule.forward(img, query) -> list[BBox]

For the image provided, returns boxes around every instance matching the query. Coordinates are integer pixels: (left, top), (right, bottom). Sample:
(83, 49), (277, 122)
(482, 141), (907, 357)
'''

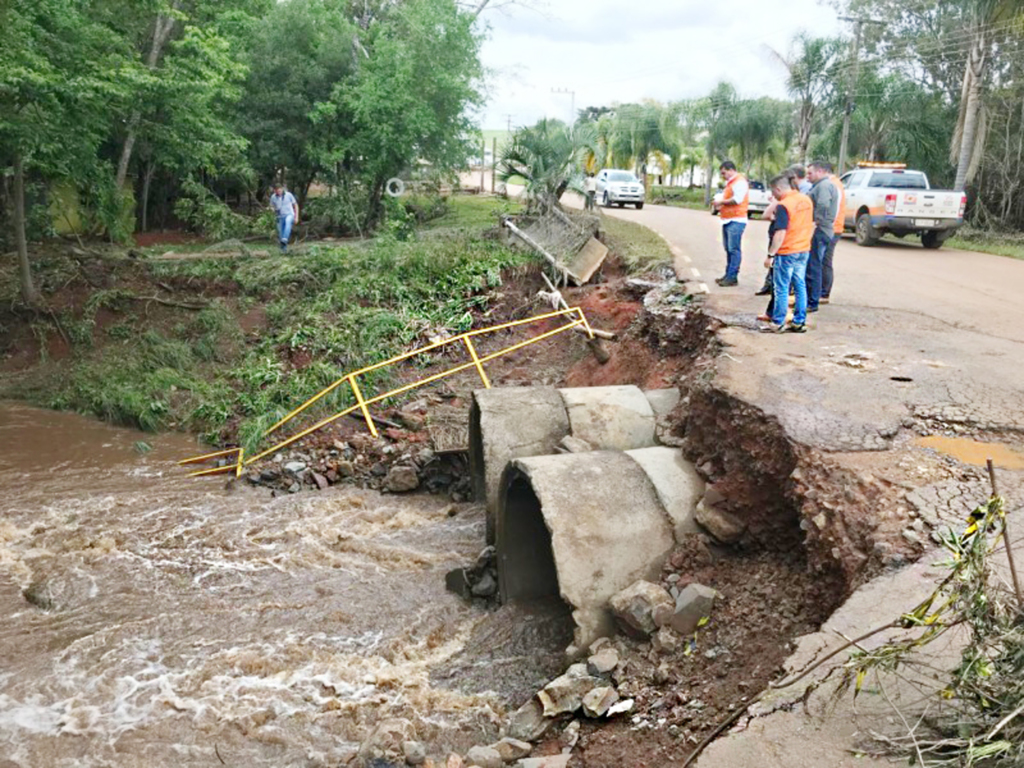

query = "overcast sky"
(476, 0), (844, 130)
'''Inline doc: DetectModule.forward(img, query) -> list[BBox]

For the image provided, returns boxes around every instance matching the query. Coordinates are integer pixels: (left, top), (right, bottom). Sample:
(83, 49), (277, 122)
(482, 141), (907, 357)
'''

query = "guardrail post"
(464, 336), (491, 388)
(348, 374), (379, 437)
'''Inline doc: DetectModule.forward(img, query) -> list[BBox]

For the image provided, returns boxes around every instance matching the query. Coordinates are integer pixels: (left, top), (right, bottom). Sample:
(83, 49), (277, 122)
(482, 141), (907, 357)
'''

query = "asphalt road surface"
(604, 204), (1024, 344)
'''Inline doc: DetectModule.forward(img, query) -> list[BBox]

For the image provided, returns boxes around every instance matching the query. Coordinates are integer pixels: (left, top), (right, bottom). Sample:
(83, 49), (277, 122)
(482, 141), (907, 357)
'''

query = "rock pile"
(445, 546), (499, 605)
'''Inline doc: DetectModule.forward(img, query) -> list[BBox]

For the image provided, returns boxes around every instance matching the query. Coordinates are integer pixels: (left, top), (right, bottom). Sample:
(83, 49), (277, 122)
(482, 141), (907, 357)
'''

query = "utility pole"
(838, 16), (884, 174)
(502, 114), (514, 134)
(551, 87), (576, 125)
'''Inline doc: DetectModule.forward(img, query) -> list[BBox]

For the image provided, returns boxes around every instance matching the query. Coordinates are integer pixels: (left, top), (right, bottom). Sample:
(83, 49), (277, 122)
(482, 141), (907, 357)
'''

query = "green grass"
(947, 228), (1024, 260)
(600, 213), (674, 273)
(650, 185), (709, 211)
(5, 229), (532, 451)
(420, 194), (523, 231)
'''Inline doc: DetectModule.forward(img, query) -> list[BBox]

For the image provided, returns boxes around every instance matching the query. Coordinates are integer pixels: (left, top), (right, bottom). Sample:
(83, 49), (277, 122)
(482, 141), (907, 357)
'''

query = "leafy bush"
(303, 187), (372, 237)
(174, 177), (252, 240)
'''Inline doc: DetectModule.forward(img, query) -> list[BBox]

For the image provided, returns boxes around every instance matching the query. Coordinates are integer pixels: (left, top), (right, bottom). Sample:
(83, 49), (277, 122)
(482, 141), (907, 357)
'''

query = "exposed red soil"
(132, 231), (200, 247)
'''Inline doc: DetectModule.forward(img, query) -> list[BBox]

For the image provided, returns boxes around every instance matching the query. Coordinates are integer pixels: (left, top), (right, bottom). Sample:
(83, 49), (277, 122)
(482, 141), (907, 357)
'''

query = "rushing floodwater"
(0, 403), (570, 767)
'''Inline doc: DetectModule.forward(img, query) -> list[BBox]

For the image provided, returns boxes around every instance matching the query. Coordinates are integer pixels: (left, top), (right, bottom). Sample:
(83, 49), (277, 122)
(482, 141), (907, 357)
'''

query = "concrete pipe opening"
(497, 452), (675, 653)
(471, 386), (662, 544)
(470, 387), (571, 544)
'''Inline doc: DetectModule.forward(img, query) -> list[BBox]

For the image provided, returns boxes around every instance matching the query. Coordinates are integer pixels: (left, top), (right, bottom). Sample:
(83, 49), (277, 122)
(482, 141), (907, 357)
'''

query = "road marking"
(698, 283), (710, 294)
(691, 268), (701, 278)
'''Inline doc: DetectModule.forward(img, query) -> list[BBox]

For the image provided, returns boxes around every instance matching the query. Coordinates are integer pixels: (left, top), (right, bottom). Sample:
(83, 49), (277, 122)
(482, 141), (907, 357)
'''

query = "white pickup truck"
(839, 163), (966, 249)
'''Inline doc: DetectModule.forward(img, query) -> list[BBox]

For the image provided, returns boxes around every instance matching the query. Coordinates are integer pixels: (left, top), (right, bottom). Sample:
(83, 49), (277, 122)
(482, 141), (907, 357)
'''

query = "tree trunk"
(140, 160), (154, 232)
(12, 155), (40, 307)
(115, 4), (180, 189)
(954, 34), (987, 192)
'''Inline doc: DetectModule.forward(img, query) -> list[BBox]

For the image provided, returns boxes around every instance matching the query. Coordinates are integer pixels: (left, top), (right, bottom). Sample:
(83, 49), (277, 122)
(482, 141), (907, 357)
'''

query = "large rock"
(581, 686), (620, 718)
(507, 698), (552, 742)
(385, 465), (420, 493)
(609, 580), (674, 637)
(667, 583), (717, 635)
(586, 646), (619, 675)
(694, 500), (746, 543)
(537, 663), (604, 716)
(357, 718), (415, 765)
(464, 746), (502, 768)
(491, 738), (532, 763)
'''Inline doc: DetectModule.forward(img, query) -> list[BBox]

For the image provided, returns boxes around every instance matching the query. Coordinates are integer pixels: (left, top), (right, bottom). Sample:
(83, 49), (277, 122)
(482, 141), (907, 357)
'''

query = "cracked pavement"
(599, 203), (1024, 766)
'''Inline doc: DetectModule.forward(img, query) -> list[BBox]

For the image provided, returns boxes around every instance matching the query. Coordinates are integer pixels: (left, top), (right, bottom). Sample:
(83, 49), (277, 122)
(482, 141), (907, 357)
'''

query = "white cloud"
(476, 0), (844, 129)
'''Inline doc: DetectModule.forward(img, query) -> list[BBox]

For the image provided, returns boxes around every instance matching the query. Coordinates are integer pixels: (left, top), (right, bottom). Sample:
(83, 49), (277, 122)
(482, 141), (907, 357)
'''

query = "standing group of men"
(713, 160), (844, 334)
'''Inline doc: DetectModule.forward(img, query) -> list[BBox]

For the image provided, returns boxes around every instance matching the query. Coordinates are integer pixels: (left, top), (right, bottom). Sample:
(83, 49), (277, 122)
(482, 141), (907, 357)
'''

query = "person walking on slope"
(761, 174), (814, 334)
(805, 161), (840, 313)
(269, 182), (299, 253)
(713, 160), (748, 287)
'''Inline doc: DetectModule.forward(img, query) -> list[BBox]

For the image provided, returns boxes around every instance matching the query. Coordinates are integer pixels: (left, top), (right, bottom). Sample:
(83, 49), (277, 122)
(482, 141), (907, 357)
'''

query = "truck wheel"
(921, 231), (943, 250)
(635, 202), (644, 210)
(855, 213), (880, 247)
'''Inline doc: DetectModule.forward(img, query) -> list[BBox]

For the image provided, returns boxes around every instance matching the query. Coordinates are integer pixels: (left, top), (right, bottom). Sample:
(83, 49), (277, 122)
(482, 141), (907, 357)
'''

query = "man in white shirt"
(584, 173), (597, 211)
(712, 160), (749, 287)
(269, 182), (299, 253)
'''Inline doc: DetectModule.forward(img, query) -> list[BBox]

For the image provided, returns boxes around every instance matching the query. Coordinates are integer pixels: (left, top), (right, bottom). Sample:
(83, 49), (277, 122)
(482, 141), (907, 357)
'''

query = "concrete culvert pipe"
(470, 387), (571, 544)
(497, 451), (675, 653)
(471, 385), (661, 544)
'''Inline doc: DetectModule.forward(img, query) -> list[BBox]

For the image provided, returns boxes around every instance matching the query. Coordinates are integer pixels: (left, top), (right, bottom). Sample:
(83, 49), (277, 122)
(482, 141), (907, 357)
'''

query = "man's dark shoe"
(808, 307), (819, 313)
(755, 286), (771, 296)
(716, 277), (739, 287)
(785, 323), (807, 333)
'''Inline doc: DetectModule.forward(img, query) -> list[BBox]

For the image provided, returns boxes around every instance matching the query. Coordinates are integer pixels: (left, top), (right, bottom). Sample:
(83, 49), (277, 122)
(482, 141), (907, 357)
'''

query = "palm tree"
(951, 0), (1024, 190)
(497, 119), (599, 209)
(768, 34), (842, 164)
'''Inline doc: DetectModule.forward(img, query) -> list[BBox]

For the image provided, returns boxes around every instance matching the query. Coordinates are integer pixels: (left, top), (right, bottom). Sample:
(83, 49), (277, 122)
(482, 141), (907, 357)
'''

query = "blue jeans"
(771, 251), (809, 327)
(806, 229), (831, 309)
(822, 234), (840, 298)
(276, 214), (294, 249)
(721, 221), (746, 279)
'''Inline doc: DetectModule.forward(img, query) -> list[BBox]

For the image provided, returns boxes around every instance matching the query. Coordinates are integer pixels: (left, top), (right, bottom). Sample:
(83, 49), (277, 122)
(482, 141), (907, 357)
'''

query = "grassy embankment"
(649, 186), (709, 211)
(947, 228), (1024, 260)
(1, 196), (670, 450)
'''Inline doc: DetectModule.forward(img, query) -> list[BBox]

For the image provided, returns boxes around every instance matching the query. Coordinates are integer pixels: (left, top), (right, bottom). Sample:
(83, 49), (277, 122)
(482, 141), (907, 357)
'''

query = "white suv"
(596, 169), (644, 209)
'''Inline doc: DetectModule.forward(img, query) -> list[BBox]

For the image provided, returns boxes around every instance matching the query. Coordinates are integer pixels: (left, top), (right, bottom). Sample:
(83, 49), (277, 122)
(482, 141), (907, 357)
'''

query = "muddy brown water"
(0, 403), (570, 767)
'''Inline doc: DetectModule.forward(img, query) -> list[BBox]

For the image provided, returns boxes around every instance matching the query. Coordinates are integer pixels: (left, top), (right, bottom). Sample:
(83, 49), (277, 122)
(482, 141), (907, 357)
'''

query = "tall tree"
(1, 0), (127, 304)
(768, 34), (842, 164)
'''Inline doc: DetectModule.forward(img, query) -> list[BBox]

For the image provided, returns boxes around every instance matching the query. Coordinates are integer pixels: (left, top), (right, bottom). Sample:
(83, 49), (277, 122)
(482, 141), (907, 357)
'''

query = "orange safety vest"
(777, 191), (815, 255)
(720, 174), (749, 220)
(830, 174), (846, 235)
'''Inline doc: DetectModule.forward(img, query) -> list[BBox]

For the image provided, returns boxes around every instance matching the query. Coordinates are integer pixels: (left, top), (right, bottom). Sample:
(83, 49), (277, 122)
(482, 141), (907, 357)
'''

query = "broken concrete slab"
(564, 236), (609, 285)
(609, 580), (674, 637)
(498, 451), (675, 652)
(643, 388), (682, 421)
(558, 435), (594, 453)
(626, 446), (705, 540)
(558, 386), (657, 451)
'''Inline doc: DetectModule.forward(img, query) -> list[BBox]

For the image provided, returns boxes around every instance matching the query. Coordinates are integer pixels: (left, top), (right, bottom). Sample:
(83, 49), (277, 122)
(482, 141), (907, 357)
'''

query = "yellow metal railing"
(179, 306), (595, 477)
